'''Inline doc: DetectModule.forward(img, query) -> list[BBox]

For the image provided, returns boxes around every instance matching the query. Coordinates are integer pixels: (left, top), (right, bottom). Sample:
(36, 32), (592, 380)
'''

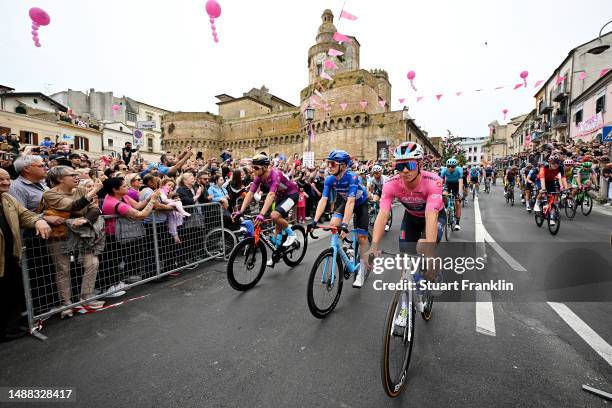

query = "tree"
(442, 134), (467, 166)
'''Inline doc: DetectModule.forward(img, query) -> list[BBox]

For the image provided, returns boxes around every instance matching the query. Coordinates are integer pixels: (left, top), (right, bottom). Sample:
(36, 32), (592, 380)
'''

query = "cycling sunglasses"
(327, 161), (339, 168)
(395, 161), (418, 171)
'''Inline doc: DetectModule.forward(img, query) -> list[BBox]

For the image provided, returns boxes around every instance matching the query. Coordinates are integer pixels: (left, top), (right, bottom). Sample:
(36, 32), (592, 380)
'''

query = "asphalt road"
(0, 182), (610, 408)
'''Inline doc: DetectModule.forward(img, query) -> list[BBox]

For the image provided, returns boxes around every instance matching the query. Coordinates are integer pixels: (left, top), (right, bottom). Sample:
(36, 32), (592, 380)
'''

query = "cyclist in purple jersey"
(234, 154), (299, 263)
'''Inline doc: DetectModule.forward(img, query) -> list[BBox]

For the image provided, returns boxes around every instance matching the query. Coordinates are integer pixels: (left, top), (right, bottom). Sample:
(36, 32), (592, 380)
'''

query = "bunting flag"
(398, 98), (405, 104)
(333, 32), (352, 43)
(436, 94), (443, 101)
(578, 72), (587, 80)
(340, 102), (348, 111)
(378, 100), (386, 107)
(417, 96), (424, 102)
(323, 59), (338, 70)
(513, 83), (523, 90)
(555, 76), (565, 86)
(534, 80), (545, 88)
(340, 10), (358, 21)
(494, 86), (504, 90)
(328, 48), (344, 57)
(600, 68), (610, 77)
(359, 100), (368, 109)
(320, 72), (333, 81)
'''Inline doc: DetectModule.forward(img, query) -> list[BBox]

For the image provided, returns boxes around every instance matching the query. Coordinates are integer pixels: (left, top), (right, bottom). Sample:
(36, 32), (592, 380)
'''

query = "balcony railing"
(552, 114), (568, 128)
(552, 83), (568, 102)
(538, 100), (553, 115)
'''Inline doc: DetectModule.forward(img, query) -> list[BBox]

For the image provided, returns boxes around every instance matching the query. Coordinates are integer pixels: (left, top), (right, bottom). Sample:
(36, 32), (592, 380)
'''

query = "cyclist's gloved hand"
(231, 211), (242, 220)
(255, 214), (265, 224)
(308, 220), (318, 232)
(339, 223), (349, 234)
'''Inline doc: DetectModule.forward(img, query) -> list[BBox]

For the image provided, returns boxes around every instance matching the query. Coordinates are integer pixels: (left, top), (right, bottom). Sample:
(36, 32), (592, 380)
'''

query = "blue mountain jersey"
(322, 171), (368, 206)
(440, 166), (463, 183)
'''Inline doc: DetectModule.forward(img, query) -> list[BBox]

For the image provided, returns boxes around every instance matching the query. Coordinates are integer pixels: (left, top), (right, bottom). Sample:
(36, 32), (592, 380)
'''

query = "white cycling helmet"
(372, 165), (383, 172)
(393, 142), (424, 160)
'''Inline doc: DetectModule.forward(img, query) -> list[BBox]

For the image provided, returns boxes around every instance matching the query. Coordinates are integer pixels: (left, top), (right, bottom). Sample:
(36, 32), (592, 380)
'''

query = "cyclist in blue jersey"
(440, 158), (464, 231)
(469, 165), (482, 197)
(310, 150), (370, 288)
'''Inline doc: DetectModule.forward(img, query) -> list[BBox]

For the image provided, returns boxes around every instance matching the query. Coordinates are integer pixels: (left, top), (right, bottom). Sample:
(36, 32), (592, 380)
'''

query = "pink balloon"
(520, 70), (528, 79)
(407, 70), (416, 80)
(112, 104), (120, 112)
(502, 109), (508, 114)
(205, 0), (222, 19)
(29, 7), (51, 26)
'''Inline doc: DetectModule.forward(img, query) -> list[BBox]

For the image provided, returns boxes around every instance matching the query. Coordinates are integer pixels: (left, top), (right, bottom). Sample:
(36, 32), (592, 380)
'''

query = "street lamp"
(587, 20), (612, 54)
(402, 106), (410, 142)
(305, 104), (315, 152)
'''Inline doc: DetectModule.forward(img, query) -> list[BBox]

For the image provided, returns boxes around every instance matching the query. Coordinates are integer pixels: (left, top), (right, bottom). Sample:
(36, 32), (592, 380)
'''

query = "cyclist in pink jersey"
(368, 142), (445, 281)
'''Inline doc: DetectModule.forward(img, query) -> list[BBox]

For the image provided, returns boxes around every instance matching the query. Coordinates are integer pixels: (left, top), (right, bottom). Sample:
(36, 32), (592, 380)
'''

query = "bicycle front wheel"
(564, 198), (576, 219)
(307, 248), (343, 319)
(226, 238), (267, 291)
(548, 205), (560, 235)
(581, 194), (593, 216)
(380, 289), (415, 398)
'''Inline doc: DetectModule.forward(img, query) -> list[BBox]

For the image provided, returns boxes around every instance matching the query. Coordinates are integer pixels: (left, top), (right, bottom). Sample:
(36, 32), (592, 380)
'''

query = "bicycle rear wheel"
(226, 238), (267, 291)
(307, 248), (343, 319)
(380, 289), (415, 398)
(283, 225), (308, 266)
(534, 209), (544, 227)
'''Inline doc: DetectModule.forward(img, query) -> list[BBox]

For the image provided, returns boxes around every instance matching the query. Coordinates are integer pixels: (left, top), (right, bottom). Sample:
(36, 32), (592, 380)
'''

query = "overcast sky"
(1, 0), (611, 138)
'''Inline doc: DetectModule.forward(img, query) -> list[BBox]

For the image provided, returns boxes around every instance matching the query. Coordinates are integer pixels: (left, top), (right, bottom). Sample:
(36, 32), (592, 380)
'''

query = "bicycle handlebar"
(307, 225), (354, 244)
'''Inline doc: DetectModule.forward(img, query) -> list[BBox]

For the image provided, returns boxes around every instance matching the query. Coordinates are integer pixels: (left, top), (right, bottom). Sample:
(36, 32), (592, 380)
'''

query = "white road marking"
(547, 302), (612, 367)
(474, 196), (527, 272)
(475, 290), (496, 336)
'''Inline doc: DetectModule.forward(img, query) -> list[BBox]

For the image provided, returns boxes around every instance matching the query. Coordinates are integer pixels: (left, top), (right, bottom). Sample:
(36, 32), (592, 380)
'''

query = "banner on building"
(576, 112), (603, 139)
(61, 134), (74, 142)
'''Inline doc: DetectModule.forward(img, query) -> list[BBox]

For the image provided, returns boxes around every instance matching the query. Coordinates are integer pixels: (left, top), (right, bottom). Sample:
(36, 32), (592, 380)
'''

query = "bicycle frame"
(320, 229), (361, 286)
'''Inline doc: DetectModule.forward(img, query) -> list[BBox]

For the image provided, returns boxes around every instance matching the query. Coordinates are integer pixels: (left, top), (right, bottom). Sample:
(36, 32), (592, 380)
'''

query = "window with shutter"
(74, 136), (81, 149)
(84, 137), (89, 152)
(33, 133), (39, 145)
(19, 131), (26, 143)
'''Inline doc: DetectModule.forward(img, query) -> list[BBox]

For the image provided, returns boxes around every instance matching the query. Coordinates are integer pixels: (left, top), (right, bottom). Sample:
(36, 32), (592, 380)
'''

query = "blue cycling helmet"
(327, 150), (352, 167)
(446, 158), (458, 166)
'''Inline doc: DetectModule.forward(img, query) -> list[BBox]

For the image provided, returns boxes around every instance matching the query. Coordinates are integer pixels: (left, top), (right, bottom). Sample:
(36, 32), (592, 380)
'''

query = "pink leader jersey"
(380, 171), (444, 217)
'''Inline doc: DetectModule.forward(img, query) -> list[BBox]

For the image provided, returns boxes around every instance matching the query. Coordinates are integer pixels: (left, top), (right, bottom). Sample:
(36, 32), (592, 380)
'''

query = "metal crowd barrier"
(20, 202), (225, 340)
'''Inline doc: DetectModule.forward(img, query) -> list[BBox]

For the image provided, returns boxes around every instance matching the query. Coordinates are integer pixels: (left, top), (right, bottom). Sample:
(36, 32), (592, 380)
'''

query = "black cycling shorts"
(333, 196), (369, 236)
(399, 211), (446, 253)
(470, 176), (479, 184)
(445, 181), (460, 198)
(274, 192), (299, 218)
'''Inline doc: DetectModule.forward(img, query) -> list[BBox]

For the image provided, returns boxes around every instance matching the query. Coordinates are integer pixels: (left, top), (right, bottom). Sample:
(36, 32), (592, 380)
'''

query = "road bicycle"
(484, 177), (491, 194)
(306, 226), (371, 318)
(571, 185), (594, 217)
(226, 216), (308, 291)
(380, 252), (434, 398)
(369, 200), (393, 231)
(505, 182), (515, 206)
(443, 192), (457, 241)
(559, 189), (576, 219)
(534, 191), (561, 235)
